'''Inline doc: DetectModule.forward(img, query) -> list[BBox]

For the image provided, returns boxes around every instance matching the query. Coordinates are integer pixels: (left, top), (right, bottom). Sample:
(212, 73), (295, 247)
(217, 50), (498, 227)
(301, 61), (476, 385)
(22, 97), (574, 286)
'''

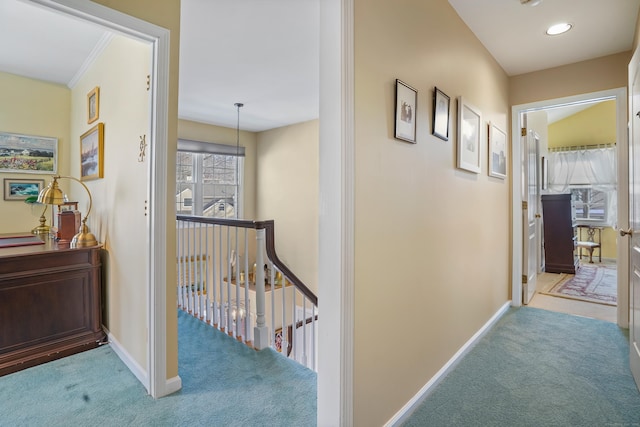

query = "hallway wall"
(353, 0), (510, 424)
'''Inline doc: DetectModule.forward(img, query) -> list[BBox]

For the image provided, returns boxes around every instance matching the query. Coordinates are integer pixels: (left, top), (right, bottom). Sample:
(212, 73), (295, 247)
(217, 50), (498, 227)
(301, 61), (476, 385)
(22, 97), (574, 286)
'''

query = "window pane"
(176, 182), (194, 214)
(177, 152), (194, 183)
(177, 150), (241, 219)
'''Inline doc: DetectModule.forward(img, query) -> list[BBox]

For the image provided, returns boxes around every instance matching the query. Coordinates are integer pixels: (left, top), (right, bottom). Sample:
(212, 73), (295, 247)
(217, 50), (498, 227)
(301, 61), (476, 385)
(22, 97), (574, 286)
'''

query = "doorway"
(511, 88), (629, 328)
(29, 0), (173, 397)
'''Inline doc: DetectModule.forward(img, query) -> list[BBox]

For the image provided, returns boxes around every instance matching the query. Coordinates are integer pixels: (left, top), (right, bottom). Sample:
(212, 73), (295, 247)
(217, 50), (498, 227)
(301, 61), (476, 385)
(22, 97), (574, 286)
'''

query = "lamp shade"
(37, 178), (65, 205)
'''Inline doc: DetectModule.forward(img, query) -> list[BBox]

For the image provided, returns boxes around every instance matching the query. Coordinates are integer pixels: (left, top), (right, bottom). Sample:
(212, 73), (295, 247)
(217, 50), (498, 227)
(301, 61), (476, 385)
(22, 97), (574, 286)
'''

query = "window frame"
(570, 186), (608, 226)
(176, 139), (245, 219)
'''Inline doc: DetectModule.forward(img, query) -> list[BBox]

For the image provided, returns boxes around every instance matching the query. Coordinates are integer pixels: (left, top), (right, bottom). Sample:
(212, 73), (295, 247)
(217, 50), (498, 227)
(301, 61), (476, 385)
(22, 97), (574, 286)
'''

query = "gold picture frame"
(80, 122), (104, 181)
(87, 86), (100, 124)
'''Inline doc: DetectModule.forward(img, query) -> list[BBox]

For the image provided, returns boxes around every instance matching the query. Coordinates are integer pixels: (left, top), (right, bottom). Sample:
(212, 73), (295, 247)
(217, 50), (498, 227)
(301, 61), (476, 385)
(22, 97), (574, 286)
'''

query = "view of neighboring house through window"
(176, 139), (244, 218)
(571, 187), (607, 223)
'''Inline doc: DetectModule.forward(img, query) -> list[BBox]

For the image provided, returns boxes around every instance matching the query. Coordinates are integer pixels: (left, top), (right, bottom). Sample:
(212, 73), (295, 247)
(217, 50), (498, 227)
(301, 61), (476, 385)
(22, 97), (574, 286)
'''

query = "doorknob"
(535, 214), (541, 218)
(620, 228), (633, 237)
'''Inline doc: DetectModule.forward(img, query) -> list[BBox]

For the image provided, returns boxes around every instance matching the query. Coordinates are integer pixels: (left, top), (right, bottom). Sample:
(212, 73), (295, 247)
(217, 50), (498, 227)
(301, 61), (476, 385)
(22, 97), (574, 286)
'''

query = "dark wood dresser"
(0, 235), (106, 376)
(541, 194), (579, 274)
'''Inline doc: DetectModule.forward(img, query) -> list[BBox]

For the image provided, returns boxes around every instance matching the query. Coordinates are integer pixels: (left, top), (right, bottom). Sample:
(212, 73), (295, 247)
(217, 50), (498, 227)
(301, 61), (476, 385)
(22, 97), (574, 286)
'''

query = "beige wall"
(354, 1), (510, 425)
(0, 72), (70, 233)
(256, 119), (319, 293)
(70, 35), (153, 370)
(177, 119), (258, 220)
(509, 52), (630, 107)
(93, 0), (181, 380)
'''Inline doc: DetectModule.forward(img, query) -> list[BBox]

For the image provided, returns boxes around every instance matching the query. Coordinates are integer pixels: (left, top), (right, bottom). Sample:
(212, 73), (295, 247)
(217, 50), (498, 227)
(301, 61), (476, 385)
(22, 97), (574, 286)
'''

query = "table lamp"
(37, 175), (98, 248)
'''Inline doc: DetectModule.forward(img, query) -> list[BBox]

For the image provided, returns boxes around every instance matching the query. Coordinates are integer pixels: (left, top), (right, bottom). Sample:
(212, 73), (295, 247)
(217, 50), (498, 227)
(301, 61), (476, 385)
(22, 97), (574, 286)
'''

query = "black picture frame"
(432, 87), (450, 141)
(394, 79), (417, 143)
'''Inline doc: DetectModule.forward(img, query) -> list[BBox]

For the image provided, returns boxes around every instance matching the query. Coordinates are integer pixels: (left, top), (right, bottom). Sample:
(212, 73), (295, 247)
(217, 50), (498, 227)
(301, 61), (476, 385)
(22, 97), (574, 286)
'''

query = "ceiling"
(448, 0), (640, 77)
(0, 0), (638, 131)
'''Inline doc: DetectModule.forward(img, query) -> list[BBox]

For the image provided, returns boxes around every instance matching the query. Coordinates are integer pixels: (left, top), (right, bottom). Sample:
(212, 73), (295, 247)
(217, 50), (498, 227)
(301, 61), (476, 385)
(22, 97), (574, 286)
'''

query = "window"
(176, 140), (244, 218)
(571, 187), (607, 224)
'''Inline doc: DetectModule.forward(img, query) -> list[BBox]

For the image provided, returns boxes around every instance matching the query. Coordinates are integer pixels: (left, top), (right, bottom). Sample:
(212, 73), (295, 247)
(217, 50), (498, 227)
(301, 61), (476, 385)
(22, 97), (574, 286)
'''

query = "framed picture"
(80, 122), (104, 181)
(87, 86), (100, 124)
(456, 97), (482, 173)
(432, 87), (450, 141)
(0, 131), (57, 174)
(274, 327), (292, 356)
(3, 178), (44, 201)
(394, 79), (417, 143)
(488, 122), (507, 179)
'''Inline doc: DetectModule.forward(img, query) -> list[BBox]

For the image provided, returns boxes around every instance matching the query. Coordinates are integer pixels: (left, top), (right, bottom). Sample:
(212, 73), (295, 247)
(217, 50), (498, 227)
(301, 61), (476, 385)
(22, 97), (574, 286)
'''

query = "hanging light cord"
(234, 102), (243, 218)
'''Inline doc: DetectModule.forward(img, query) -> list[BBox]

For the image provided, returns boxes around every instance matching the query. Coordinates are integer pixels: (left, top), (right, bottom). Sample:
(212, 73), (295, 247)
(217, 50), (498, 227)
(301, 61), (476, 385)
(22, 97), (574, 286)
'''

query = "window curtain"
(548, 146), (617, 226)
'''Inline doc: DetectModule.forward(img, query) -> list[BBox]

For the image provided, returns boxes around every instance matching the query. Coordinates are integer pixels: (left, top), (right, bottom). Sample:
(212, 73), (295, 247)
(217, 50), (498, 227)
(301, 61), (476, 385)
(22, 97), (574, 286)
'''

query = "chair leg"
(588, 248), (594, 263)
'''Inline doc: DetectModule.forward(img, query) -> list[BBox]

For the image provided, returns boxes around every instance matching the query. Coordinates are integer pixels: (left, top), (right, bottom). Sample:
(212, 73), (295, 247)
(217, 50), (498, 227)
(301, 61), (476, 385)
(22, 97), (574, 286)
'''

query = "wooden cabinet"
(0, 236), (105, 376)
(541, 194), (579, 274)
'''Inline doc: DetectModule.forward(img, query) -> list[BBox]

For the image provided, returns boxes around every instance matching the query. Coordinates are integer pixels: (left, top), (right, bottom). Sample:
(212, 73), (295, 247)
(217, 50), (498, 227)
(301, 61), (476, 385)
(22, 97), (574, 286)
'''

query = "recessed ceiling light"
(520, 0), (543, 6)
(546, 23), (572, 36)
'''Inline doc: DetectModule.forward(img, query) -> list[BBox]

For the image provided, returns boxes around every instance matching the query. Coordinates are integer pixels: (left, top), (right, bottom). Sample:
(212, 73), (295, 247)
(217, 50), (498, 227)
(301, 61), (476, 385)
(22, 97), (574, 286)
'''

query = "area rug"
(542, 263), (617, 306)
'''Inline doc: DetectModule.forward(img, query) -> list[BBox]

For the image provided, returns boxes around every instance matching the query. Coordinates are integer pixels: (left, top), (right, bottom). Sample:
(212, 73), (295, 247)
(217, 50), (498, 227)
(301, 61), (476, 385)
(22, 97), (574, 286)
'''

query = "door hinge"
(522, 201), (528, 210)
(522, 275), (528, 284)
(521, 127), (527, 137)
(146, 74), (151, 91)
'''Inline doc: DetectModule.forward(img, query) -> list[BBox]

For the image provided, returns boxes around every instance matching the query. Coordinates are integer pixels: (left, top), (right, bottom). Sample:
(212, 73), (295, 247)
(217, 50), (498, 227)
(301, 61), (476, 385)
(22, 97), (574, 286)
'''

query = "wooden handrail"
(176, 215), (318, 306)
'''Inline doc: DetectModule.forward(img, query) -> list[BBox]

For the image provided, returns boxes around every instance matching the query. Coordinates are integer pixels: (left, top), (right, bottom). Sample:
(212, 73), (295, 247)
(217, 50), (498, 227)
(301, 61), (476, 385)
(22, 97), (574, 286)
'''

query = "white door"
(628, 54), (640, 389)
(522, 118), (540, 304)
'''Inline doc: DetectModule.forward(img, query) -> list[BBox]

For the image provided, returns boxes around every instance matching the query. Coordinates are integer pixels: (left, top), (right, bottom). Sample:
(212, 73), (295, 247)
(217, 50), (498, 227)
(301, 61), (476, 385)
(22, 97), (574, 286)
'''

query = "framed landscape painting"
(0, 131), (57, 174)
(3, 178), (44, 201)
(80, 123), (104, 181)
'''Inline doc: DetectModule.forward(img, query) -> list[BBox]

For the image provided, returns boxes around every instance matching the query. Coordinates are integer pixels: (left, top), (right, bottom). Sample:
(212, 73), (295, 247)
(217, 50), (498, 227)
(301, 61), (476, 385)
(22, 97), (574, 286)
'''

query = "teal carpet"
(402, 307), (640, 426)
(0, 310), (316, 426)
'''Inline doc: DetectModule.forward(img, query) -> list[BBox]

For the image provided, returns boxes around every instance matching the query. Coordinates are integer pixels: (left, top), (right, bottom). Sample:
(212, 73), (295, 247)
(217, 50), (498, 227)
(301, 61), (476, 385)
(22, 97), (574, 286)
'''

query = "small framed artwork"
(3, 178), (44, 201)
(488, 122), (507, 179)
(432, 87), (450, 141)
(87, 86), (100, 124)
(394, 79), (417, 143)
(80, 122), (104, 181)
(274, 327), (292, 356)
(0, 131), (57, 174)
(456, 97), (482, 173)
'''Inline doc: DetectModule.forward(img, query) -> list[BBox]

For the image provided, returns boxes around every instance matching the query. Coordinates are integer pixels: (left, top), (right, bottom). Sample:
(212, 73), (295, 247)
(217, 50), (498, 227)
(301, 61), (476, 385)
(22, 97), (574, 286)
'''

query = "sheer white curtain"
(548, 146), (617, 226)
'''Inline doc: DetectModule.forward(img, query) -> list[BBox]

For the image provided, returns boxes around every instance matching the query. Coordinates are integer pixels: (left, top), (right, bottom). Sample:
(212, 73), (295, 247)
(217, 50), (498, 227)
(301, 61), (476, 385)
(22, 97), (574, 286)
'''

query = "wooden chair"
(576, 225), (602, 263)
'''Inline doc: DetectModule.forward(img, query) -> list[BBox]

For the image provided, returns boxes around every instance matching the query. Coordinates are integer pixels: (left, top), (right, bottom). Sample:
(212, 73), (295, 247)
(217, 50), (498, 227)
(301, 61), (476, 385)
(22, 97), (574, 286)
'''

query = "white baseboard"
(106, 330), (150, 393)
(164, 375), (183, 396)
(384, 301), (511, 427)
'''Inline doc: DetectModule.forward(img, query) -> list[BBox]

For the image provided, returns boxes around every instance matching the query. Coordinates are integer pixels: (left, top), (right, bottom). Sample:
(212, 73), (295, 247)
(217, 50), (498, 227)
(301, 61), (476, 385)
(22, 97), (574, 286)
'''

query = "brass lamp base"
(32, 224), (51, 235)
(31, 207), (50, 235)
(71, 222), (98, 248)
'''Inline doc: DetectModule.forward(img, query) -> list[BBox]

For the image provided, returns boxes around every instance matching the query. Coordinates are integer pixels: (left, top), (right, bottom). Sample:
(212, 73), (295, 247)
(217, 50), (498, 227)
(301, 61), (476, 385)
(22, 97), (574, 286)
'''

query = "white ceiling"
(0, 0), (638, 131)
(178, 0), (319, 132)
(448, 0), (640, 76)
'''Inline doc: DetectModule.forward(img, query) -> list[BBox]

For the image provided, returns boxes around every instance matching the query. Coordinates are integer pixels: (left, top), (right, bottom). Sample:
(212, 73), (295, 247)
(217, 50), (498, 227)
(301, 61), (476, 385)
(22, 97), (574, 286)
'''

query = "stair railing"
(176, 215), (318, 371)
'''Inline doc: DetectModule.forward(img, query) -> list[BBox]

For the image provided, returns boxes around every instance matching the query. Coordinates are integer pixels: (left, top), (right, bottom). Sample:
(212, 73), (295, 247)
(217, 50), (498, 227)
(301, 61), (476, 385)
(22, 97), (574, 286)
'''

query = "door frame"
(511, 87), (629, 328)
(31, 0), (173, 397)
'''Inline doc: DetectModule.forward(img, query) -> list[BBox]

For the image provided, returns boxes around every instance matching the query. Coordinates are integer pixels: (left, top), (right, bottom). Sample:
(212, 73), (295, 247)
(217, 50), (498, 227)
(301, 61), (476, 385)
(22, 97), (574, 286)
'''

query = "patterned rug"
(542, 263), (617, 306)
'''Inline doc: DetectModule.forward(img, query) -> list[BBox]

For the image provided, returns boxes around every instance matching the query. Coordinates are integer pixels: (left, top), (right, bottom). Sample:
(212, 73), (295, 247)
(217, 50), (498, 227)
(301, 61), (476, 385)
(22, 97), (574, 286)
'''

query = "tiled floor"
(527, 262), (618, 323)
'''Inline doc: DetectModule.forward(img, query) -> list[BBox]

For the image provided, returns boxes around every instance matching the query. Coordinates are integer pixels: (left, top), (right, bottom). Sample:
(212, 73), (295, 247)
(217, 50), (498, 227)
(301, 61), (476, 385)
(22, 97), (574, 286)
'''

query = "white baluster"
(253, 228), (269, 349)
(243, 229), (250, 342)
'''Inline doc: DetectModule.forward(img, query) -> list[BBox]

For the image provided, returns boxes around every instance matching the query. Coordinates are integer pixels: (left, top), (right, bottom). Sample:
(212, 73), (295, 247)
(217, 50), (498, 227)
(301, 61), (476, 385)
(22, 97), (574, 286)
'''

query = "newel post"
(253, 228), (269, 349)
